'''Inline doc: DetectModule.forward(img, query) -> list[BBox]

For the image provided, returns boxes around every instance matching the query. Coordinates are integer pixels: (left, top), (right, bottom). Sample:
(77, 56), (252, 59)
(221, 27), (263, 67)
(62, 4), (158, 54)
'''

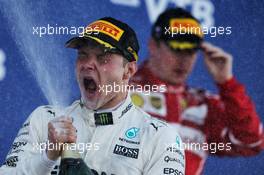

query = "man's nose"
(81, 57), (97, 70)
(176, 57), (190, 67)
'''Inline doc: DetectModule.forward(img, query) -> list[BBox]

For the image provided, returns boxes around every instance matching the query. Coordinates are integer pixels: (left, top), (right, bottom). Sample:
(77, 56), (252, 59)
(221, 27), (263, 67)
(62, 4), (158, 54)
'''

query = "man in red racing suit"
(130, 8), (263, 175)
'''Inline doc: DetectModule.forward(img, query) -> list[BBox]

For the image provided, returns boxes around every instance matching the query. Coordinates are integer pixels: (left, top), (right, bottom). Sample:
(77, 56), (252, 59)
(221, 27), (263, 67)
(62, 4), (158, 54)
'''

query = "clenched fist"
(47, 116), (77, 160)
(201, 42), (233, 84)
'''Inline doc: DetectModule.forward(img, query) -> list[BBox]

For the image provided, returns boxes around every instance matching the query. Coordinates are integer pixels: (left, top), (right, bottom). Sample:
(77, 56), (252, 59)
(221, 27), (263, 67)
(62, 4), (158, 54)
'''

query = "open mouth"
(83, 77), (97, 93)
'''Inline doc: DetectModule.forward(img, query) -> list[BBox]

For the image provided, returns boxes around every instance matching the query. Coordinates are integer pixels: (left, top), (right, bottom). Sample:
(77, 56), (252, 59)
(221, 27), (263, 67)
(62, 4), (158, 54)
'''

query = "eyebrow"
(77, 49), (107, 58)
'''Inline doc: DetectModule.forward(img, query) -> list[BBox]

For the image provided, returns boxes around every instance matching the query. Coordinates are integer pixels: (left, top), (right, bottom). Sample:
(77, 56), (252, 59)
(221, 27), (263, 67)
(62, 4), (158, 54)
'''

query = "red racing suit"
(130, 61), (263, 175)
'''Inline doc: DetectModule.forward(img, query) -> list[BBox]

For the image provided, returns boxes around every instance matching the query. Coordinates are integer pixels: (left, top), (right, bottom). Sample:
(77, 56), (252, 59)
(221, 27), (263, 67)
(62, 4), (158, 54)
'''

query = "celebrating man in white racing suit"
(0, 17), (185, 175)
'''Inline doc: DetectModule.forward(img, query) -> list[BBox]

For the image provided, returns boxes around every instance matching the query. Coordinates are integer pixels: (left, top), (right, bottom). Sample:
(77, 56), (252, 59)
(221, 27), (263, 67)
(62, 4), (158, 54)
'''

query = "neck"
(99, 91), (127, 110)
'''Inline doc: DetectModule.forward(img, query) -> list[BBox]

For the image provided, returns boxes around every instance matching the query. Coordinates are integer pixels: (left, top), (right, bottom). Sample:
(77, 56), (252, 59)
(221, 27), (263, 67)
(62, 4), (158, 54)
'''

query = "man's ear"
(123, 61), (137, 80)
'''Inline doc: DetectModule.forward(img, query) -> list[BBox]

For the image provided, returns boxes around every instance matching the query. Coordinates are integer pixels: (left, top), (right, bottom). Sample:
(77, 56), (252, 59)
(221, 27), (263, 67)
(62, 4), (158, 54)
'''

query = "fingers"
(201, 42), (233, 83)
(201, 42), (232, 61)
(46, 116), (76, 160)
(48, 116), (77, 144)
(51, 116), (73, 123)
(201, 42), (222, 54)
(56, 132), (77, 143)
(210, 52), (227, 59)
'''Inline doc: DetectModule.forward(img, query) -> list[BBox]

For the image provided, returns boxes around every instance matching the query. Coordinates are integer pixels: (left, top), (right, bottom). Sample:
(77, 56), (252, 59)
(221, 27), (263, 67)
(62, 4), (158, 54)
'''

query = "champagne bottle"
(58, 143), (94, 175)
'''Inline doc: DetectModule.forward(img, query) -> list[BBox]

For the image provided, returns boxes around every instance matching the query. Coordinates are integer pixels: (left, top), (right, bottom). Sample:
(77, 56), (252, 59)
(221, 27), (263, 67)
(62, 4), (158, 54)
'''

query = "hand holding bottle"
(47, 116), (77, 160)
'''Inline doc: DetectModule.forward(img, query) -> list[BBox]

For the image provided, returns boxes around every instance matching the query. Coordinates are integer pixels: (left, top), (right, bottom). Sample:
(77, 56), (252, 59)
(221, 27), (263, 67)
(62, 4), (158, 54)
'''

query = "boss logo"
(113, 144), (139, 159)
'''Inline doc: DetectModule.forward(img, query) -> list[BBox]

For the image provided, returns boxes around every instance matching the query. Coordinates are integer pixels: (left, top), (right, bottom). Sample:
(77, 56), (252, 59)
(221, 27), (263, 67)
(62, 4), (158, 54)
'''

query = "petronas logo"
(125, 127), (140, 139)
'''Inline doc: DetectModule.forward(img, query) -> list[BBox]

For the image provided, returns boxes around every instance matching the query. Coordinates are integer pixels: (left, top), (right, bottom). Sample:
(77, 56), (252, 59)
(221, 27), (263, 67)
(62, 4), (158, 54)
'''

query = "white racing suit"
(0, 95), (185, 175)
